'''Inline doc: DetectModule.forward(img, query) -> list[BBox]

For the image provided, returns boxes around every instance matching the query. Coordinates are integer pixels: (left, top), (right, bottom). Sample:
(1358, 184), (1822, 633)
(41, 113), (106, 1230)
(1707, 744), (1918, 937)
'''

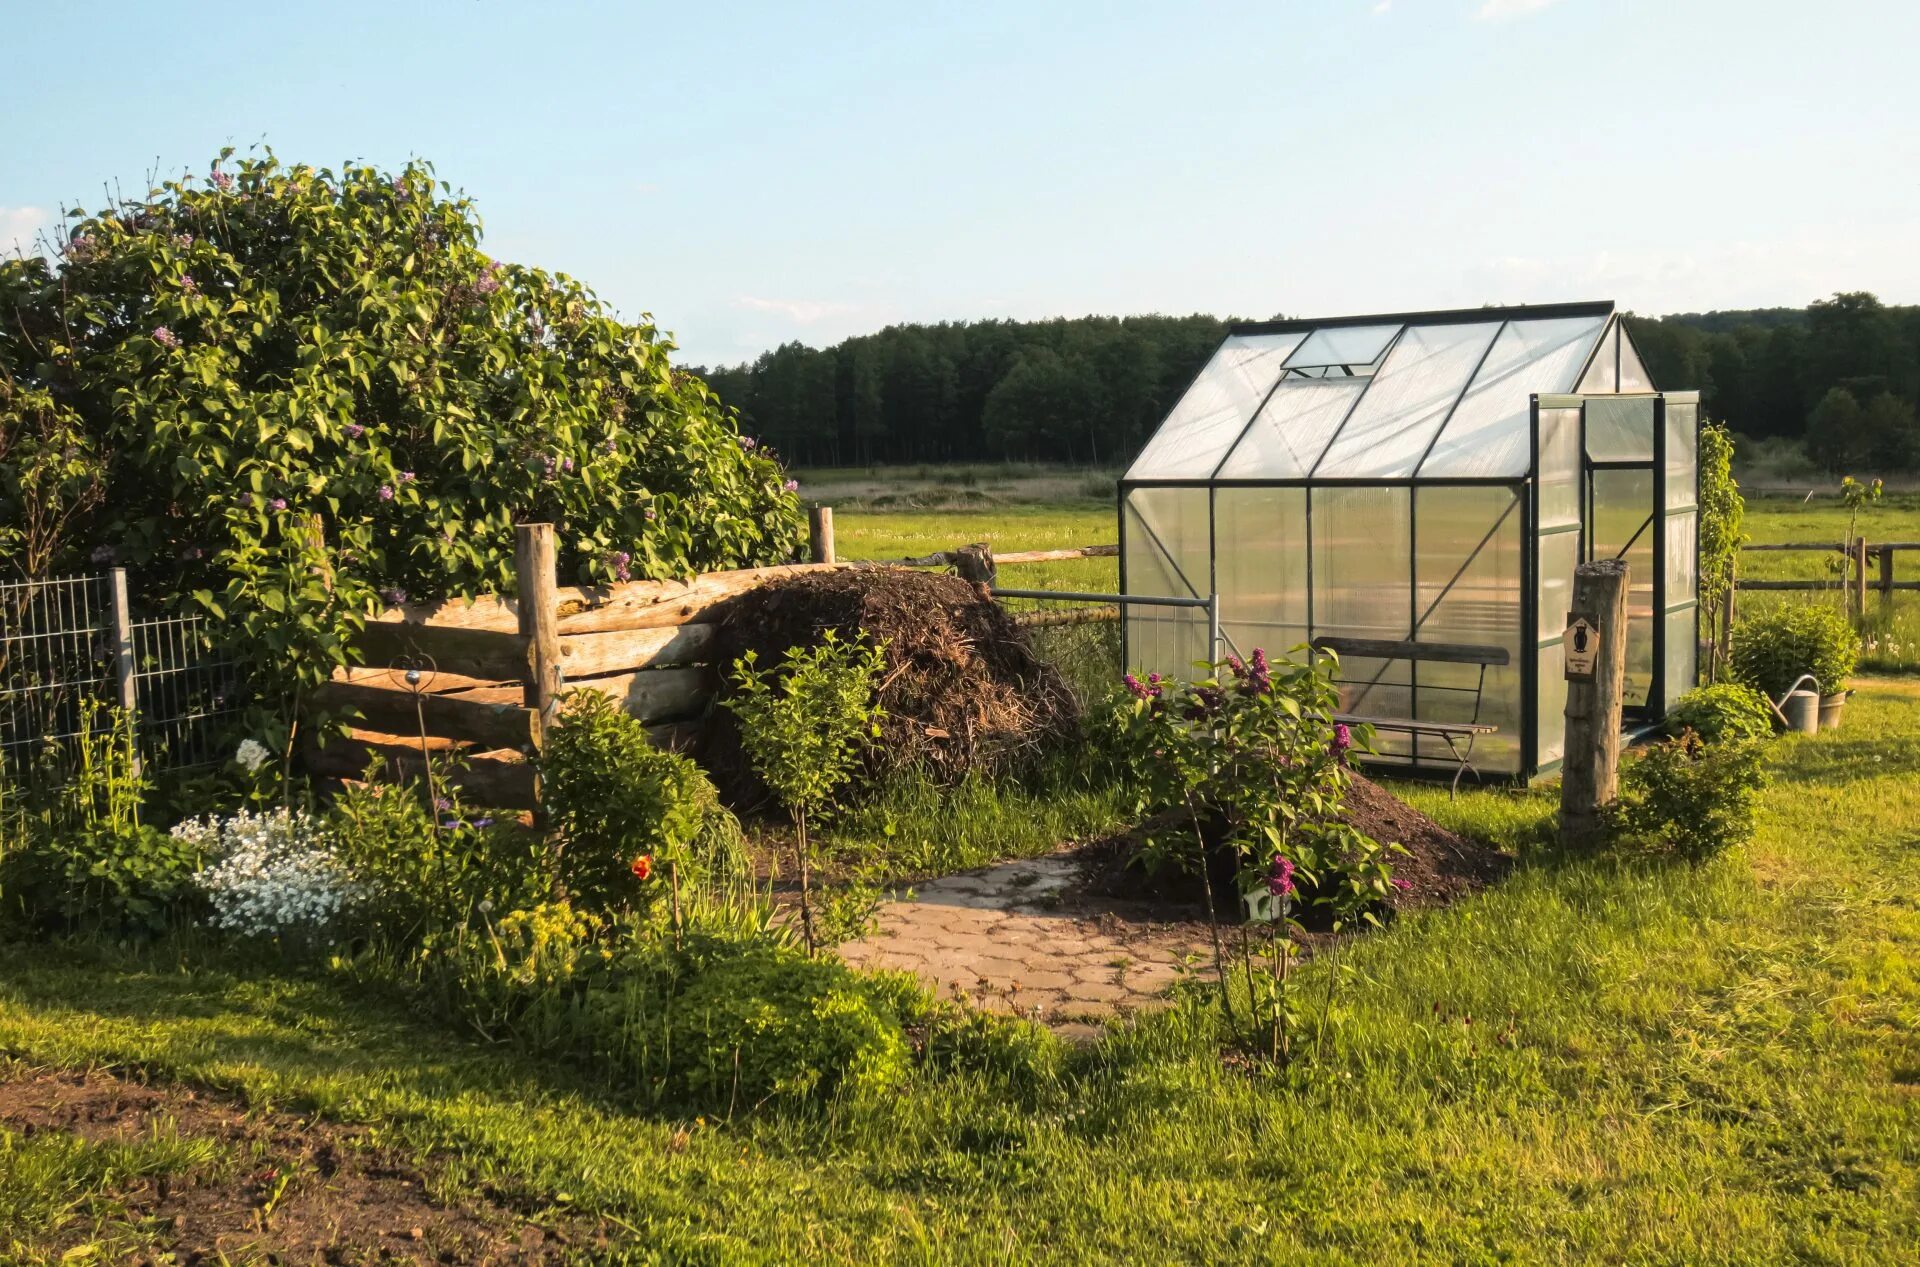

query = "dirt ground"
(0, 1063), (595, 1264)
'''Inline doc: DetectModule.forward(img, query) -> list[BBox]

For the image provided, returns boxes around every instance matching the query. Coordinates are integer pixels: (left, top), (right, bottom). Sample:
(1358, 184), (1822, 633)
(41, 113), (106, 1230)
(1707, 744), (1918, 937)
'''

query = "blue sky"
(5, 0), (1916, 366)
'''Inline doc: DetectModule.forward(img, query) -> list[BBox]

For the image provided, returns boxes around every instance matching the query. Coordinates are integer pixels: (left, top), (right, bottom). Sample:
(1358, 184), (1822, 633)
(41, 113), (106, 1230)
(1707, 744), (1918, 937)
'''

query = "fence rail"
(1735, 538), (1912, 618)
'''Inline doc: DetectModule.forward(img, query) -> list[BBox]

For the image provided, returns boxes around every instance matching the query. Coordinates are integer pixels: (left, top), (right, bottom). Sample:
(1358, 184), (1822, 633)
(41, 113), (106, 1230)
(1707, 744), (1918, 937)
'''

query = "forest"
(694, 292), (1920, 471)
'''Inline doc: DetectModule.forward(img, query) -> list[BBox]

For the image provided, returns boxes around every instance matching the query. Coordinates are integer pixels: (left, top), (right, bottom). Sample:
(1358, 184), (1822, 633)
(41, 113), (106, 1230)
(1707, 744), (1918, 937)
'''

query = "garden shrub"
(0, 148), (803, 740)
(177, 807), (359, 943)
(1730, 603), (1859, 698)
(1668, 683), (1775, 745)
(1606, 732), (1767, 864)
(540, 690), (745, 915)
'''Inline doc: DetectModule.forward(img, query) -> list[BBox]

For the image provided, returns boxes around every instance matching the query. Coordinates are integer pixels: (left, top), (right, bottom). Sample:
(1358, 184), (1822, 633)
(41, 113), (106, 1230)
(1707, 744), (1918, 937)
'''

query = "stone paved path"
(836, 852), (1215, 1042)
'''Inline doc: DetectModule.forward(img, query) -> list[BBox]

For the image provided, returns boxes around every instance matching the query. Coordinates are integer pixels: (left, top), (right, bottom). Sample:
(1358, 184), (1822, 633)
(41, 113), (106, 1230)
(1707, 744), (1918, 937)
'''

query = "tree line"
(694, 292), (1920, 471)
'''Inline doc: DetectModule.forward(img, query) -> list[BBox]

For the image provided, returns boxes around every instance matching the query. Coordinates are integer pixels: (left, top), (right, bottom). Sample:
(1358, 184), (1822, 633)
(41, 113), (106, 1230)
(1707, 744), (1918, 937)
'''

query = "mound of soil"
(703, 567), (1079, 803)
(1078, 772), (1511, 924)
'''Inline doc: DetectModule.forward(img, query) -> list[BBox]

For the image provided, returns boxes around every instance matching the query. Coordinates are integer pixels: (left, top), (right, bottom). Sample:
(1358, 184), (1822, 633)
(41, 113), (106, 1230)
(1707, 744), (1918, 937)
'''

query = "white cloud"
(1372, 0), (1392, 14)
(733, 295), (862, 323)
(0, 206), (50, 257)
(1475, 0), (1560, 20)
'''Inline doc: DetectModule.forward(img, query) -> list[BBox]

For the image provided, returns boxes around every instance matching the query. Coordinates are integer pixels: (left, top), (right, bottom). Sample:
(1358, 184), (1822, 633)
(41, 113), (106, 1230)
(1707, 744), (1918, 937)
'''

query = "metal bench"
(1310, 636), (1509, 796)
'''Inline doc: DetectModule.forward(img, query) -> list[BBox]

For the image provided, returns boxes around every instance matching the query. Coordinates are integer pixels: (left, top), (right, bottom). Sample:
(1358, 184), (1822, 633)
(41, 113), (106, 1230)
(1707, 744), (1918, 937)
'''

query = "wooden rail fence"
(307, 512), (1121, 806)
(1736, 538), (1916, 622)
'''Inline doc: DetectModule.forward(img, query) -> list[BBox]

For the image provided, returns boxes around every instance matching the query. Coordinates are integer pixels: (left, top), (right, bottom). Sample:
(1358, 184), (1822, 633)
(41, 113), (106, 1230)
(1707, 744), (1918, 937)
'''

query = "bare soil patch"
(0, 1062), (593, 1264)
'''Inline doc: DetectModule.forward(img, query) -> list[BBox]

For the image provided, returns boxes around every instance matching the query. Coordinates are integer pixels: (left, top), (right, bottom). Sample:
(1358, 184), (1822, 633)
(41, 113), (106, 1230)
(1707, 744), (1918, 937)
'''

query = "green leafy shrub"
(1730, 603), (1859, 697)
(0, 147), (804, 731)
(723, 631), (886, 953)
(1668, 683), (1775, 745)
(1607, 732), (1767, 863)
(540, 691), (744, 915)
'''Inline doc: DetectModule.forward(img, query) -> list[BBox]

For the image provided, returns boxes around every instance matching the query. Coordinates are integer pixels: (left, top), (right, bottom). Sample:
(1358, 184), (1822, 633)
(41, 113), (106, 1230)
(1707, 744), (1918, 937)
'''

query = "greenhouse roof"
(1124, 301), (1652, 483)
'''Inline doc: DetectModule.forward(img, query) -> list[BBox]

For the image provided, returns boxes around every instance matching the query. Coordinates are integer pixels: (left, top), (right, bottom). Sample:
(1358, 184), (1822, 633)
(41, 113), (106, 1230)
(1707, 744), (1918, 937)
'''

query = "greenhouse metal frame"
(1118, 301), (1699, 783)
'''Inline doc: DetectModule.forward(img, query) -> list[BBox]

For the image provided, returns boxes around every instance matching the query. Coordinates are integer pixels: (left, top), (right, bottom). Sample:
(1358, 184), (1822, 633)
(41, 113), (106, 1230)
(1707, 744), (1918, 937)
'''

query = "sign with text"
(1564, 614), (1599, 679)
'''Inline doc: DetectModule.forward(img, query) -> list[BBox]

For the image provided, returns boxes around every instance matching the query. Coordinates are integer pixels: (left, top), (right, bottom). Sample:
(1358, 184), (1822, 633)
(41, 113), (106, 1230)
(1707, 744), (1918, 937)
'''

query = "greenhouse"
(1119, 301), (1699, 783)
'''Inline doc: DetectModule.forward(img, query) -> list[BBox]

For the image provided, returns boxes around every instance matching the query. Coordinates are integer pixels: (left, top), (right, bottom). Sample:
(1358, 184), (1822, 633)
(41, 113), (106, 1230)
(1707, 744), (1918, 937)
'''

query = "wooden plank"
(559, 623), (715, 676)
(313, 679), (538, 751)
(353, 621), (530, 682)
(552, 562), (848, 635)
(331, 664), (511, 695)
(1311, 636), (1510, 666)
(560, 666), (714, 724)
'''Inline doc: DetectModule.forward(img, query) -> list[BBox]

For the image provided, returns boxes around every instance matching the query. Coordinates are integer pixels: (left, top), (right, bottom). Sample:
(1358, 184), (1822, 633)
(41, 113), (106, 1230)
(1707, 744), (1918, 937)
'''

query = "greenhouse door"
(1581, 397), (1661, 718)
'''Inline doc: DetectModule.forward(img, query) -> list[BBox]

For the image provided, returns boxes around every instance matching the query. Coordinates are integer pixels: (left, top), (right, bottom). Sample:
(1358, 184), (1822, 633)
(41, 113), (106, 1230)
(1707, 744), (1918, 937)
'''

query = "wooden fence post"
(515, 523), (562, 753)
(1851, 537), (1868, 623)
(107, 567), (140, 774)
(1878, 542), (1894, 609)
(1560, 558), (1629, 851)
(808, 506), (835, 565)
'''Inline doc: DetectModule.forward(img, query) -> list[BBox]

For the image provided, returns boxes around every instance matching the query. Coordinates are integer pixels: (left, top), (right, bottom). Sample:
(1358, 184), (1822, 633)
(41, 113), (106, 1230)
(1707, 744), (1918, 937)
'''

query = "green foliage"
(724, 631), (887, 824)
(1668, 683), (1774, 745)
(0, 148), (803, 726)
(1806, 387), (1867, 472)
(540, 691), (740, 913)
(0, 381), (104, 581)
(1730, 602), (1860, 697)
(1607, 732), (1767, 863)
(1696, 422), (1743, 637)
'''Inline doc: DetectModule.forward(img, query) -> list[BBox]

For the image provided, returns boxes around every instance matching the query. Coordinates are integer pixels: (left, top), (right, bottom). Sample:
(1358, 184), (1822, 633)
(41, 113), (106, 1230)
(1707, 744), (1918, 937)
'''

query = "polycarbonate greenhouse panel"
(1539, 406), (1582, 529)
(1666, 511), (1698, 602)
(1312, 322), (1501, 479)
(1538, 529), (1580, 643)
(1411, 486), (1524, 773)
(1122, 333), (1302, 480)
(1122, 487), (1212, 675)
(1415, 315), (1608, 478)
(1665, 400), (1698, 508)
(1579, 323), (1620, 393)
(1538, 643), (1568, 765)
(1664, 607), (1698, 711)
(1283, 323), (1400, 370)
(1214, 486), (1308, 661)
(1214, 378), (1364, 479)
(1590, 467), (1655, 709)
(1585, 397), (1656, 463)
(1619, 333), (1654, 393)
(1311, 486), (1411, 639)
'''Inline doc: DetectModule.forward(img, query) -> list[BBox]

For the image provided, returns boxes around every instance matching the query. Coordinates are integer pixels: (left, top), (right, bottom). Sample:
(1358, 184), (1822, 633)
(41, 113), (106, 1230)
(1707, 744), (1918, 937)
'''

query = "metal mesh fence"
(0, 572), (245, 786)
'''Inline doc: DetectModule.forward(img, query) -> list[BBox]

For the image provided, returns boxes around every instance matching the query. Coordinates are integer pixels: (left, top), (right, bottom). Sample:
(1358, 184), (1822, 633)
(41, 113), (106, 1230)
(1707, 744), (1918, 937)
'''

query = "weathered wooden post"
(808, 506), (835, 565)
(1560, 558), (1629, 850)
(107, 566), (140, 774)
(1879, 543), (1895, 610)
(515, 523), (563, 762)
(1850, 536), (1868, 623)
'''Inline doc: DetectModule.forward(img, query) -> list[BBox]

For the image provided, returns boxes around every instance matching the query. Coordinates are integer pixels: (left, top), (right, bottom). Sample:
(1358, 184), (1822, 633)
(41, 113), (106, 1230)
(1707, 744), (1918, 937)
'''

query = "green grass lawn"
(6, 681), (1918, 1263)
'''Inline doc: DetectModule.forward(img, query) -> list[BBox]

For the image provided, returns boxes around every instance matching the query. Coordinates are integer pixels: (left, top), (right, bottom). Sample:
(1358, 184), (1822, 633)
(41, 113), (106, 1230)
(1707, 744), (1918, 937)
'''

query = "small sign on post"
(1563, 614), (1599, 679)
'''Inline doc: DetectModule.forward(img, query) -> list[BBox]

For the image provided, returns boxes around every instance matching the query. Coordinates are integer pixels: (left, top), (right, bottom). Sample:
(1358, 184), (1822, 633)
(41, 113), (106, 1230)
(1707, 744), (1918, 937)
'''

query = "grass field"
(5, 682), (1917, 1263)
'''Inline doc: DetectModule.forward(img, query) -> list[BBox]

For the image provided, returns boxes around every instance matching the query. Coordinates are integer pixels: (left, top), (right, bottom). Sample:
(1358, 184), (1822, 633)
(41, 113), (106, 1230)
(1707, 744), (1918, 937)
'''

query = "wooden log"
(352, 621), (530, 682)
(552, 563), (848, 635)
(809, 506), (835, 564)
(312, 679), (538, 752)
(1881, 542), (1896, 599)
(305, 728), (537, 807)
(1561, 558), (1629, 851)
(331, 664), (510, 695)
(517, 524), (562, 730)
(559, 623), (715, 676)
(560, 666), (714, 724)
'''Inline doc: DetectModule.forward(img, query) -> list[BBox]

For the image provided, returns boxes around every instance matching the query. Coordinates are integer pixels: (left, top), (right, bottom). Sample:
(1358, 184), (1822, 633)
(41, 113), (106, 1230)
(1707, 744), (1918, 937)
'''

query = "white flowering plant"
(181, 807), (359, 942)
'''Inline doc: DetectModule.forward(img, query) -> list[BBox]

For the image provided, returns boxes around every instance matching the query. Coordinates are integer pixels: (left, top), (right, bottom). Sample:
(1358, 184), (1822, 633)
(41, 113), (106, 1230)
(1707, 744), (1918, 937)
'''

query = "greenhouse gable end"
(1119, 301), (1699, 783)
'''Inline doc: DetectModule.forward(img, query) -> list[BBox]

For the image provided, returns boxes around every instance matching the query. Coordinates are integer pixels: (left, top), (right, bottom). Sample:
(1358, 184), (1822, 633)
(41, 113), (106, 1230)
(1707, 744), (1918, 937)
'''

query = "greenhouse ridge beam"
(1228, 300), (1613, 338)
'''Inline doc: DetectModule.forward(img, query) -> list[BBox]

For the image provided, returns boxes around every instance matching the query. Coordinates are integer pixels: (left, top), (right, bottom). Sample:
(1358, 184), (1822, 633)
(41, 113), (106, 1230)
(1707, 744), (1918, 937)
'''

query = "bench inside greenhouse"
(1311, 635), (1508, 795)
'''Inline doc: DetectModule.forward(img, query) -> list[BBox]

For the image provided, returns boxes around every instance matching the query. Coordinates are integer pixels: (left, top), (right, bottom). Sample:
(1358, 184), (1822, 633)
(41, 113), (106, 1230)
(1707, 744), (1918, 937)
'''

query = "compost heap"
(704, 567), (1081, 802)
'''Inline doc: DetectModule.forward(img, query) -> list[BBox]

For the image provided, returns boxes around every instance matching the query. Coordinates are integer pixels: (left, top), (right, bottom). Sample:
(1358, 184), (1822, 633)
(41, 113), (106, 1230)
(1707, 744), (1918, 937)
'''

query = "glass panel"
(1590, 468), (1655, 709)
(1216, 378), (1364, 479)
(1664, 606), (1698, 713)
(1123, 488), (1211, 677)
(1538, 528), (1579, 643)
(1123, 333), (1302, 480)
(1619, 331), (1654, 393)
(1578, 323), (1618, 393)
(1215, 486), (1307, 663)
(1539, 406), (1582, 528)
(1412, 487), (1523, 774)
(1585, 397), (1656, 463)
(1311, 486), (1411, 638)
(1666, 511), (1698, 606)
(1284, 323), (1400, 370)
(1313, 322), (1502, 479)
(1538, 643), (1568, 766)
(1665, 399), (1698, 509)
(1417, 315), (1608, 478)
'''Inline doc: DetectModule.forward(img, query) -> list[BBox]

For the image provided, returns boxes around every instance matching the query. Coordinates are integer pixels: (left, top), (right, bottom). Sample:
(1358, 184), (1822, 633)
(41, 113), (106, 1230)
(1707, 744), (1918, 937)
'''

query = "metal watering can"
(1770, 674), (1821, 736)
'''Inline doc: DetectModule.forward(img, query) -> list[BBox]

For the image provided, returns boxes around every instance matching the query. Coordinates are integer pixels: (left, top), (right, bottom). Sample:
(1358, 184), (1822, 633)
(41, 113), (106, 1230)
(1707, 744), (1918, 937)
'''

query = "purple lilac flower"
(739, 435), (756, 450)
(603, 437), (618, 455)
(342, 422), (365, 439)
(441, 819), (461, 829)
(180, 274), (199, 295)
(783, 478), (800, 493)
(1267, 855), (1296, 898)
(1390, 876), (1411, 892)
(392, 176), (409, 195)
(182, 546), (203, 561)
(643, 507), (657, 522)
(269, 497), (287, 511)
(90, 544), (116, 564)
(172, 233), (194, 250)
(151, 326), (180, 349)
(471, 816), (494, 829)
(67, 234), (97, 263)
(605, 550), (632, 583)
(434, 796), (452, 811)
(378, 484), (395, 502)
(1330, 722), (1352, 757)
(1242, 647), (1271, 695)
(381, 586), (408, 606)
(398, 470), (415, 483)
(473, 260), (502, 296)
(560, 456), (574, 474)
(209, 167), (234, 193)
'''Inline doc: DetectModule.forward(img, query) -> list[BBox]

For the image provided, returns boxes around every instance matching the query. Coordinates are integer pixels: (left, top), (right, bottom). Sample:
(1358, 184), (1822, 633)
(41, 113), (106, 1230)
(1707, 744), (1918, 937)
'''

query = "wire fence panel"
(0, 571), (245, 787)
